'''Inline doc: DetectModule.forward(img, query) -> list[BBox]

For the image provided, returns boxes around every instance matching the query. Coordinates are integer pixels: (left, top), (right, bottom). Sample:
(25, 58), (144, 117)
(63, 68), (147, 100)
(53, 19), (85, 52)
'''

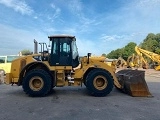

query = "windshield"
(72, 40), (79, 59)
(7, 56), (19, 63)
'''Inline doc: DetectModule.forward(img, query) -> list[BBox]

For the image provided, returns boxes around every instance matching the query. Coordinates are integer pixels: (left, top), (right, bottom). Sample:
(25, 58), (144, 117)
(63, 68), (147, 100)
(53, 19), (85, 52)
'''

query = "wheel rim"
(93, 75), (108, 90)
(29, 76), (44, 91)
(0, 70), (5, 75)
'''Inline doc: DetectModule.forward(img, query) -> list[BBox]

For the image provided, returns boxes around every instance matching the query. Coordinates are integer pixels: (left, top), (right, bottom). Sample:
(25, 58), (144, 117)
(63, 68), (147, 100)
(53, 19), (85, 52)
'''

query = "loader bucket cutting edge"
(116, 69), (152, 97)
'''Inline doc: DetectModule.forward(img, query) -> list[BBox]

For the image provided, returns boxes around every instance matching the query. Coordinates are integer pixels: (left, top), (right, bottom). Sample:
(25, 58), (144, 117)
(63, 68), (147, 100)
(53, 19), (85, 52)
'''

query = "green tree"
(107, 48), (123, 59)
(107, 50), (116, 59)
(105, 33), (160, 62)
(140, 33), (157, 52)
(140, 33), (160, 54)
(155, 33), (160, 54)
(102, 53), (107, 57)
(122, 42), (137, 60)
(21, 49), (33, 55)
(107, 42), (136, 60)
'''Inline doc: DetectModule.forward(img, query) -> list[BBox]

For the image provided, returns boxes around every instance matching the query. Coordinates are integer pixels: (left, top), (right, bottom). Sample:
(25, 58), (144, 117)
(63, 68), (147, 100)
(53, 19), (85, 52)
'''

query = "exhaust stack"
(34, 39), (38, 54)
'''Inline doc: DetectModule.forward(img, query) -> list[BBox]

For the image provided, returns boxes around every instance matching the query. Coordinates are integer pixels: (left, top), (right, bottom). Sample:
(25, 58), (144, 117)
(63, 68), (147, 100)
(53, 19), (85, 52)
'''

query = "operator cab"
(48, 35), (80, 68)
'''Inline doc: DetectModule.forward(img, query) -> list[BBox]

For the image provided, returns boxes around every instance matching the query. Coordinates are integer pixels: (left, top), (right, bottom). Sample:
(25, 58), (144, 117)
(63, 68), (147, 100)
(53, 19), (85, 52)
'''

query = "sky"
(0, 0), (160, 56)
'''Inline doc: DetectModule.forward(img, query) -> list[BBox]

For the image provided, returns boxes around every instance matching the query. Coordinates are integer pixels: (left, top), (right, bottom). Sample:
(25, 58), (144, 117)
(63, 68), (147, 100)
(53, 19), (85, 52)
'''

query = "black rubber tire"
(22, 69), (52, 97)
(83, 80), (87, 87)
(86, 69), (113, 97)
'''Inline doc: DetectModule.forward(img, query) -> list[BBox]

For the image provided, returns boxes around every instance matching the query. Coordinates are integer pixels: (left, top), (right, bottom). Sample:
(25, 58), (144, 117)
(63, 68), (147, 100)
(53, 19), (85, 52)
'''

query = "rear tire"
(22, 69), (52, 97)
(86, 69), (113, 97)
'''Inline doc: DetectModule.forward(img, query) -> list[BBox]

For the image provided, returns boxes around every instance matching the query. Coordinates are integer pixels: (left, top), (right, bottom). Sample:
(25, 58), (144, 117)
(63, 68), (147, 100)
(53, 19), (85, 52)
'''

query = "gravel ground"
(0, 69), (160, 120)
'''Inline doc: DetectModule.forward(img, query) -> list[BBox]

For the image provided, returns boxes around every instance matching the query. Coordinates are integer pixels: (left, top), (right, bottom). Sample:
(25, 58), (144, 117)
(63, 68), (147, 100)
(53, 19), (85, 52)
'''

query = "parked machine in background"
(127, 52), (149, 69)
(0, 55), (20, 74)
(5, 35), (151, 97)
(134, 47), (149, 69)
(127, 54), (138, 68)
(116, 57), (127, 68)
(135, 46), (159, 70)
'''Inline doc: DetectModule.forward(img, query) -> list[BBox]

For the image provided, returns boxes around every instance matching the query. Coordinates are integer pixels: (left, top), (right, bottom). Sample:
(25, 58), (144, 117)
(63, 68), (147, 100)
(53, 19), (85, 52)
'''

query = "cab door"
(49, 37), (72, 66)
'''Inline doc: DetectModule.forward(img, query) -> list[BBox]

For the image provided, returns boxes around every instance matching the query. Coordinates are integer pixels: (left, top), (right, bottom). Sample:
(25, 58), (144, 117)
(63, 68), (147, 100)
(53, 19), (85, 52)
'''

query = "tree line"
(21, 33), (160, 57)
(102, 33), (160, 60)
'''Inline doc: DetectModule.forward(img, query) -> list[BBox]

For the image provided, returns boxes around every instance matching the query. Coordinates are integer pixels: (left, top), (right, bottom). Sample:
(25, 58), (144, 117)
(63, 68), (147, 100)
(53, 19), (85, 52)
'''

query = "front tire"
(22, 69), (52, 97)
(86, 69), (113, 97)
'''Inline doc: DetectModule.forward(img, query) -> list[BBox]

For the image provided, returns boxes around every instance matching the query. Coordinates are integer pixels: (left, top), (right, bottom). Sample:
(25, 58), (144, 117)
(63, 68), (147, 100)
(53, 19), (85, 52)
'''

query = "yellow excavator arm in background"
(127, 53), (148, 69)
(135, 46), (160, 70)
(127, 54), (138, 68)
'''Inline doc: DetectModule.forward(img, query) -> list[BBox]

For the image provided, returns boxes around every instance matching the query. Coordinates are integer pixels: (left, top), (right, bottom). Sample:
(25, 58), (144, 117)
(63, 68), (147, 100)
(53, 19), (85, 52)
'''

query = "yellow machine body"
(5, 35), (151, 97)
(5, 54), (41, 84)
(6, 55), (121, 88)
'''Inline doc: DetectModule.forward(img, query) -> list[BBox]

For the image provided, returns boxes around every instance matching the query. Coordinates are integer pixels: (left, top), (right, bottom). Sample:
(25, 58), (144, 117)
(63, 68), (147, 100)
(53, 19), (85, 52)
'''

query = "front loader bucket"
(116, 69), (152, 97)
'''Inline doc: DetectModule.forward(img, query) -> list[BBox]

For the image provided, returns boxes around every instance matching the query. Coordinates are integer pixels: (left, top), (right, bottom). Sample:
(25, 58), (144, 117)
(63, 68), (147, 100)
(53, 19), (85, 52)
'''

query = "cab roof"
(48, 35), (75, 38)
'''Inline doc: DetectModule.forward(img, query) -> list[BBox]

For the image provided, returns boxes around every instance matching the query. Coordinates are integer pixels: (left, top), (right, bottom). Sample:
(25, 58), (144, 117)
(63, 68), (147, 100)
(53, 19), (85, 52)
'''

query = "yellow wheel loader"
(5, 35), (151, 97)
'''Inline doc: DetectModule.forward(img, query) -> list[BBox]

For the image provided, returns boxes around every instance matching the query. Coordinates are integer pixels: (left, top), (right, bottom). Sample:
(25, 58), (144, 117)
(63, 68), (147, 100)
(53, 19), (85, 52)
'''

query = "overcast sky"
(0, 0), (160, 56)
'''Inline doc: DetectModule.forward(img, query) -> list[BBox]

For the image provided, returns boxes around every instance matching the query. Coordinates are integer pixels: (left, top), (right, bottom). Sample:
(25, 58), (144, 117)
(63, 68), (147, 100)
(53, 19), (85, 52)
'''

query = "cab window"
(0, 57), (5, 63)
(52, 39), (58, 54)
(72, 40), (78, 59)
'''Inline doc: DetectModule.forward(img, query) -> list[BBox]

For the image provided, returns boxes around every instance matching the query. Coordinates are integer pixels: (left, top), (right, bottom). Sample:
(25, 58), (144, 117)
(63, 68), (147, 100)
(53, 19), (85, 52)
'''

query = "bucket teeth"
(116, 69), (152, 97)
